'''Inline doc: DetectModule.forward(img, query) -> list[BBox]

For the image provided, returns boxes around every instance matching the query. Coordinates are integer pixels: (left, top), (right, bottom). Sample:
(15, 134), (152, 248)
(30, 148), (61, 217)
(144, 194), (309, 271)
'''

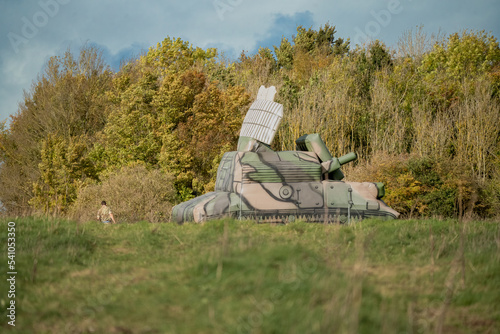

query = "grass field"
(0, 217), (499, 334)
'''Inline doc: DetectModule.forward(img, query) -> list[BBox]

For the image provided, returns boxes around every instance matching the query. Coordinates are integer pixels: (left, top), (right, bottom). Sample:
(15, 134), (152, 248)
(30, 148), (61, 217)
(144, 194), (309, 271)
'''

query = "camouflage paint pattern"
(172, 148), (399, 223)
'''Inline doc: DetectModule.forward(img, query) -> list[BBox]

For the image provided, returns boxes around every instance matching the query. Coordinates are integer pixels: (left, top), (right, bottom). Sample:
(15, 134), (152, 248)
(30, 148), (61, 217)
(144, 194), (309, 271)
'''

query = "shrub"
(69, 163), (175, 223)
(348, 154), (485, 219)
(348, 153), (426, 217)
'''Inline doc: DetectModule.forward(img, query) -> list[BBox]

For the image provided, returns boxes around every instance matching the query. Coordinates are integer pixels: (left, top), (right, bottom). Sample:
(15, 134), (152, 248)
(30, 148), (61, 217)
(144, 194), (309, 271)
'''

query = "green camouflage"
(97, 205), (112, 222)
(172, 86), (399, 223)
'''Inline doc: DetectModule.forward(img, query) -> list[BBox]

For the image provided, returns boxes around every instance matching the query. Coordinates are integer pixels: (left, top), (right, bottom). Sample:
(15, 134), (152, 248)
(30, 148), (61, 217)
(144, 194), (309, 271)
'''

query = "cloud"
(0, 39), (57, 122)
(0, 0), (499, 124)
(255, 11), (315, 51)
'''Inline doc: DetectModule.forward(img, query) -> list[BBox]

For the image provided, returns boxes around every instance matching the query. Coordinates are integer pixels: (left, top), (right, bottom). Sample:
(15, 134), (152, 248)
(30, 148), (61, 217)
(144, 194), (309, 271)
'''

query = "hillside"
(1, 217), (499, 333)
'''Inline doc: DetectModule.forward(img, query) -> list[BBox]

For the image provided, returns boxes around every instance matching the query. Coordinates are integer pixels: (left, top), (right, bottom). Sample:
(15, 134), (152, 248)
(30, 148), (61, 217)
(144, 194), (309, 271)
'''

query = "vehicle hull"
(172, 179), (399, 224)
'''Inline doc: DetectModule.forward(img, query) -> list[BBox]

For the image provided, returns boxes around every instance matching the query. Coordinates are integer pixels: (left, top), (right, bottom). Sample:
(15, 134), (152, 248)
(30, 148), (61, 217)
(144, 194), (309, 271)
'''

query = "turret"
(295, 134), (357, 180)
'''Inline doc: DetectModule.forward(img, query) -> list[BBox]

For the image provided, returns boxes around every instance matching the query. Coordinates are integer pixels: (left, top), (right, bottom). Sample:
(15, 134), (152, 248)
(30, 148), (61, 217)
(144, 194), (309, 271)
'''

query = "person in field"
(97, 201), (116, 224)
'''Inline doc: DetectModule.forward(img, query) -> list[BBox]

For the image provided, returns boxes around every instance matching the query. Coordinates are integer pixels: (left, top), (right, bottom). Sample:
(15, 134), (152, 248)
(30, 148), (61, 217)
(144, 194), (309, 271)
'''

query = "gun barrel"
(338, 152), (357, 165)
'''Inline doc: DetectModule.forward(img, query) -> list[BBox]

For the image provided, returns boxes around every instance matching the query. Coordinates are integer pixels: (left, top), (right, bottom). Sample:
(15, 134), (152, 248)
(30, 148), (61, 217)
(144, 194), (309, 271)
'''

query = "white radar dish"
(239, 86), (283, 146)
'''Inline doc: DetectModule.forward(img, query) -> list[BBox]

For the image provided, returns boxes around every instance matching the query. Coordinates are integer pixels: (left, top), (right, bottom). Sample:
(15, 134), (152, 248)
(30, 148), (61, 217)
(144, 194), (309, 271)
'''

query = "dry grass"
(69, 163), (176, 223)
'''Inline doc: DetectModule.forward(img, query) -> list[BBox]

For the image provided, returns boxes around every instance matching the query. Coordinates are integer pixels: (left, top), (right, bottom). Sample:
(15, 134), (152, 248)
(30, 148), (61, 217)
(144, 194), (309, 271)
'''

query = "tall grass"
(1, 217), (498, 333)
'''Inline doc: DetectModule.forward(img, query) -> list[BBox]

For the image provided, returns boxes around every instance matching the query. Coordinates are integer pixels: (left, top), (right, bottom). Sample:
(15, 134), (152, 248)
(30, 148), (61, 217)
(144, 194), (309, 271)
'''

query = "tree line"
(1, 25), (499, 221)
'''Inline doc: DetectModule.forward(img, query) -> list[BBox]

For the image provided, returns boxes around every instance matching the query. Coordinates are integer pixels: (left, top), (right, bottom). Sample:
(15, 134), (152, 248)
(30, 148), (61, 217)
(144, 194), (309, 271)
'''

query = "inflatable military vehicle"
(172, 86), (399, 223)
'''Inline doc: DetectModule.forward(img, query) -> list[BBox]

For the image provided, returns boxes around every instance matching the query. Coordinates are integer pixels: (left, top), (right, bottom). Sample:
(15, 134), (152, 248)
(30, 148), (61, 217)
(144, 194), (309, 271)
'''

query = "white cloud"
(0, 0), (499, 124)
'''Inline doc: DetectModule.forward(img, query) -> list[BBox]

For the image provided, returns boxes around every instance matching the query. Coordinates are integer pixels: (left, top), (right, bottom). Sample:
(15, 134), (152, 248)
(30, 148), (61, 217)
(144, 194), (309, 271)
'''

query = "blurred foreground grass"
(0, 217), (499, 333)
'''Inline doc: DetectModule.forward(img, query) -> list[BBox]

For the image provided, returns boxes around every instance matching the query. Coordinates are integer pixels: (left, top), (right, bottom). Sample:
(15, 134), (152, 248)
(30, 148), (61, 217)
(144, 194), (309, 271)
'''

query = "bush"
(69, 164), (176, 223)
(347, 153), (486, 219)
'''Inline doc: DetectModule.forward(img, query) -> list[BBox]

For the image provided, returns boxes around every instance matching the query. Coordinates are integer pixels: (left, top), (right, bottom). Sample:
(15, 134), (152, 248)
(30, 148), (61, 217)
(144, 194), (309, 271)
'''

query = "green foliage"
(368, 40), (393, 69)
(421, 30), (500, 79)
(0, 46), (111, 215)
(418, 30), (500, 109)
(30, 134), (97, 215)
(351, 41), (394, 102)
(159, 82), (250, 199)
(274, 37), (294, 70)
(349, 154), (427, 216)
(1, 28), (499, 220)
(407, 156), (441, 187)
(97, 66), (162, 168)
(349, 154), (490, 219)
(144, 37), (217, 75)
(91, 39), (250, 201)
(294, 23), (348, 56)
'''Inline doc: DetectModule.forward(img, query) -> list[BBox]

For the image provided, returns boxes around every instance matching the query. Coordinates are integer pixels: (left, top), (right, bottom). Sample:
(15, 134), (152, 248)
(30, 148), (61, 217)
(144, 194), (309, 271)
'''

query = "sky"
(1, 0), (499, 126)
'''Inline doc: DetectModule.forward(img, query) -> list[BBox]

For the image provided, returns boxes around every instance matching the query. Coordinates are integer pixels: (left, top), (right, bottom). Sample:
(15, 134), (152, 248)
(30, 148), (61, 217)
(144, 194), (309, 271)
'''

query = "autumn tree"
(2, 27), (499, 220)
(0, 46), (112, 215)
(92, 38), (250, 201)
(30, 134), (97, 215)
